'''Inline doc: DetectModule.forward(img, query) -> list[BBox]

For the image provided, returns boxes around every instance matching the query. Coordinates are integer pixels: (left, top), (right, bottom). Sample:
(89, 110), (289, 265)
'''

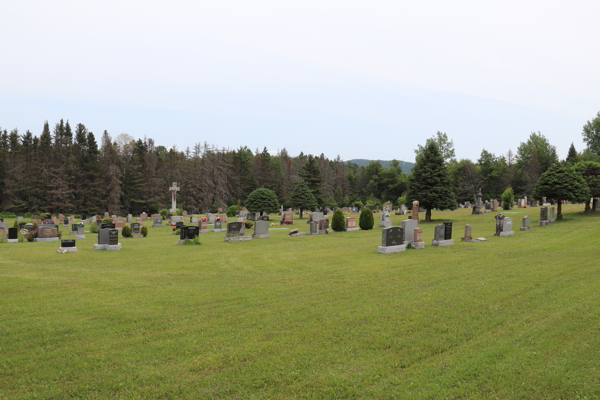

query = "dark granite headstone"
(215, 220), (221, 230)
(227, 222), (245, 237)
(310, 221), (318, 234)
(247, 212), (256, 221)
(38, 225), (57, 238)
(381, 226), (404, 247)
(61, 239), (76, 247)
(444, 222), (452, 240)
(108, 229), (119, 245)
(260, 215), (269, 221)
(101, 223), (115, 229)
(132, 223), (141, 234)
(8, 227), (18, 240)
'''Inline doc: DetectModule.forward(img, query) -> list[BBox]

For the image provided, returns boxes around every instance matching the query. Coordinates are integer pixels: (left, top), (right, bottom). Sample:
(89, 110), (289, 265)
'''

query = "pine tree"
(300, 155), (324, 205)
(102, 131), (122, 215)
(408, 140), (455, 221)
(290, 180), (316, 218)
(566, 143), (578, 164)
(534, 164), (590, 220)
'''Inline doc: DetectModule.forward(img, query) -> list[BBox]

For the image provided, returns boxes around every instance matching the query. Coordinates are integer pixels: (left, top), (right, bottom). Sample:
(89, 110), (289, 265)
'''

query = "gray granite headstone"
(435, 225), (445, 241)
(401, 219), (418, 243)
(253, 220), (269, 238)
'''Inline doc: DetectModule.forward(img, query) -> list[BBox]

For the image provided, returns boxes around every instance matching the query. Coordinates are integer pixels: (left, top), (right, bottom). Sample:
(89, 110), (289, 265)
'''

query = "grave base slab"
(499, 231), (515, 237)
(224, 236), (253, 242)
(76, 235), (85, 240)
(7, 239), (19, 243)
(132, 234), (144, 238)
(58, 247), (78, 253)
(520, 227), (532, 231)
(34, 237), (59, 242)
(93, 244), (122, 250)
(377, 244), (407, 254)
(252, 234), (269, 239)
(460, 237), (476, 242)
(410, 241), (425, 249)
(346, 228), (359, 232)
(199, 229), (209, 233)
(432, 239), (454, 246)
(212, 229), (225, 233)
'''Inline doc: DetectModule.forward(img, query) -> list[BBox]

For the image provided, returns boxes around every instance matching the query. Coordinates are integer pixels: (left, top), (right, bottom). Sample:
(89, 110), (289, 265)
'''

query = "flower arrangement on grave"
(25, 229), (37, 242)
(172, 227), (176, 234)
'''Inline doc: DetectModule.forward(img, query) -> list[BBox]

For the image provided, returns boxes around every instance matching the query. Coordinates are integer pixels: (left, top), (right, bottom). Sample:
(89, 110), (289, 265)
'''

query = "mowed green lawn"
(1, 205), (599, 399)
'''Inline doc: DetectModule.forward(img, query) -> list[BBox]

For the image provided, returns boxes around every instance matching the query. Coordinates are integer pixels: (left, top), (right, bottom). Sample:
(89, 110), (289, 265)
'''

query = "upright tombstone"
(191, 216), (198, 224)
(491, 200), (498, 212)
(101, 222), (115, 230)
(539, 206), (549, 226)
(411, 201), (420, 221)
(225, 222), (251, 242)
(169, 182), (180, 212)
(521, 215), (532, 231)
(411, 227), (425, 249)
(115, 219), (126, 230)
(472, 188), (483, 214)
(179, 226), (200, 243)
(461, 224), (474, 242)
(71, 223), (78, 235)
(346, 217), (358, 231)
(35, 224), (59, 242)
(131, 222), (143, 238)
(310, 211), (324, 223)
(246, 212), (255, 222)
(76, 225), (85, 239)
(63, 219), (69, 228)
(213, 219), (224, 232)
(310, 221), (319, 235)
(171, 215), (181, 225)
(253, 220), (269, 239)
(94, 228), (121, 250)
(104, 212), (110, 218)
(7, 227), (19, 243)
(401, 219), (418, 246)
(127, 214), (133, 223)
(281, 212), (293, 225)
(432, 223), (454, 246)
(377, 226), (406, 254)
(58, 239), (78, 253)
(152, 214), (163, 227)
(199, 219), (209, 233)
(495, 214), (515, 236)
(207, 213), (216, 223)
(548, 206), (556, 223)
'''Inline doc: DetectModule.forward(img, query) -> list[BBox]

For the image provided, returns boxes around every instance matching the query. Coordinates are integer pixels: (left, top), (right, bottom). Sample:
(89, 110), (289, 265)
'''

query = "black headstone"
(381, 226), (404, 247)
(444, 222), (452, 240)
(64, 219), (69, 226)
(187, 226), (199, 239)
(108, 229), (119, 245)
(8, 227), (18, 239)
(227, 222), (244, 236)
(61, 239), (76, 247)
(260, 215), (269, 221)
(101, 223), (115, 229)
(131, 223), (141, 233)
(179, 226), (188, 240)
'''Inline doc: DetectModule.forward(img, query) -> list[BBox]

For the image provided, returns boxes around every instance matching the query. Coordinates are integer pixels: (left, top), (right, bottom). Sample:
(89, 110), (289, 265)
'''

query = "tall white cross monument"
(169, 182), (180, 212)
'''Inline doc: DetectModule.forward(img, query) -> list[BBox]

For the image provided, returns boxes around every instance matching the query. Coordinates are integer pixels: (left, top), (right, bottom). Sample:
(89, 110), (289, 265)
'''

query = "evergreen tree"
(290, 180), (316, 218)
(566, 143), (578, 164)
(534, 164), (590, 220)
(331, 208), (345, 231)
(245, 187), (279, 215)
(102, 130), (122, 215)
(574, 161), (600, 211)
(300, 155), (324, 205)
(408, 140), (455, 221)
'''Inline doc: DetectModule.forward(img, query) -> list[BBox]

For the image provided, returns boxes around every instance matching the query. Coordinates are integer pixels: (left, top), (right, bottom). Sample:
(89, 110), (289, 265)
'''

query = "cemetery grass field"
(2, 205), (600, 399)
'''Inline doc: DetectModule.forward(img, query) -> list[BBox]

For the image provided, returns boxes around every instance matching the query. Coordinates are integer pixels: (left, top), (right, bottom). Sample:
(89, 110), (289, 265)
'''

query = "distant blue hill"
(345, 159), (414, 174)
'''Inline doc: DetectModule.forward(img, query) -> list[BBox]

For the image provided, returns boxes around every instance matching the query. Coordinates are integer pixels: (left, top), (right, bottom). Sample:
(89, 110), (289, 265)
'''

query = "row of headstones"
(175, 220), (271, 243)
(378, 207), (558, 254)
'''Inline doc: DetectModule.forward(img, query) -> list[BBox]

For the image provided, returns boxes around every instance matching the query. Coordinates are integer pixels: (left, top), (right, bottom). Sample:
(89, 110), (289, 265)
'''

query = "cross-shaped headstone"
(169, 182), (180, 212)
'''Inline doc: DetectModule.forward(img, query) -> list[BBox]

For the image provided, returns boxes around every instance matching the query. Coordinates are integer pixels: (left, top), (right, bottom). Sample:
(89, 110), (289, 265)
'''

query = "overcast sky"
(1, 0), (599, 163)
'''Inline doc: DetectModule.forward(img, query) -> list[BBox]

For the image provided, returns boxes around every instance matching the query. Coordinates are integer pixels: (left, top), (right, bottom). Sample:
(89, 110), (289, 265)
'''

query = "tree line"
(1, 112), (600, 216)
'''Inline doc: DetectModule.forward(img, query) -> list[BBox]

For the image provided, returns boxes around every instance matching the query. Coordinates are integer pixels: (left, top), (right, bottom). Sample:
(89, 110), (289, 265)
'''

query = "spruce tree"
(534, 164), (590, 220)
(300, 155), (324, 205)
(566, 143), (578, 164)
(408, 140), (455, 221)
(290, 180), (317, 218)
